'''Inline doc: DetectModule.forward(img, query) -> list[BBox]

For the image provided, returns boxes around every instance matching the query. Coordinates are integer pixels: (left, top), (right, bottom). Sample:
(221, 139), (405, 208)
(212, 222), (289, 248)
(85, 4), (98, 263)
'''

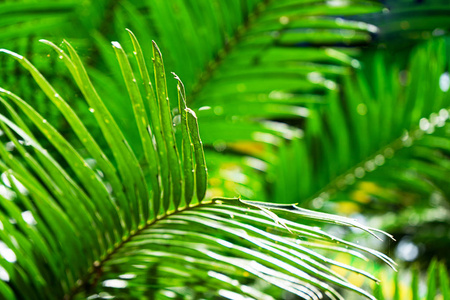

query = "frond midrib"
(305, 107), (450, 205)
(66, 200), (218, 299)
(188, 0), (271, 101)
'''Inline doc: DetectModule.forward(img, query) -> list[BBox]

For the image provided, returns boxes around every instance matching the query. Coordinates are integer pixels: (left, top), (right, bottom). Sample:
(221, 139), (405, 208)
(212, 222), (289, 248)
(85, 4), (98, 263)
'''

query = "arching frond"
(0, 32), (392, 300)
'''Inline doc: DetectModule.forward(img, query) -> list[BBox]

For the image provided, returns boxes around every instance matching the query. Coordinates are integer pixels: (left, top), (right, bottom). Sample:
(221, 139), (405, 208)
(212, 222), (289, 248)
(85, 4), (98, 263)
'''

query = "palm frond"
(271, 35), (450, 205)
(144, 0), (383, 146)
(0, 31), (392, 299)
(0, 1), (385, 200)
(70, 0), (383, 151)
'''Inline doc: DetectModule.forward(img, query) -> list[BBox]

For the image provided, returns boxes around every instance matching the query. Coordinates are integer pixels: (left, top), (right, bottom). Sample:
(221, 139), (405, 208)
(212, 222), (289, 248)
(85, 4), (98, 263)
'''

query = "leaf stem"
(190, 0), (272, 100)
(306, 108), (450, 205)
(65, 200), (217, 299)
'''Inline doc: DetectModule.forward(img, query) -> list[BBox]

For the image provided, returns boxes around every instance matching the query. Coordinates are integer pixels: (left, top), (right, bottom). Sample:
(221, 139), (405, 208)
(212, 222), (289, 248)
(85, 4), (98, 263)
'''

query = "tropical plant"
(1, 0), (450, 299)
(0, 0), (382, 146)
(0, 1), (386, 207)
(268, 34), (450, 269)
(0, 30), (397, 299)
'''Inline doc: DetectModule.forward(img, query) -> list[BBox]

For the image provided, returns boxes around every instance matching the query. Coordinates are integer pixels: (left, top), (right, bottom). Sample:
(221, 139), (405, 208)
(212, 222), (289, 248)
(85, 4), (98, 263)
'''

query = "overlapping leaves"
(0, 31), (394, 299)
(271, 35), (450, 207)
(373, 260), (450, 300)
(0, 1), (386, 202)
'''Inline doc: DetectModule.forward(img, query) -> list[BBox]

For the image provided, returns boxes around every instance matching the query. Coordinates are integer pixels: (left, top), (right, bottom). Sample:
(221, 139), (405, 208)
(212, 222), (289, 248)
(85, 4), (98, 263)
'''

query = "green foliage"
(269, 34), (450, 271)
(0, 0), (382, 150)
(0, 30), (395, 299)
(374, 260), (450, 300)
(271, 35), (450, 206)
(1, 0), (450, 299)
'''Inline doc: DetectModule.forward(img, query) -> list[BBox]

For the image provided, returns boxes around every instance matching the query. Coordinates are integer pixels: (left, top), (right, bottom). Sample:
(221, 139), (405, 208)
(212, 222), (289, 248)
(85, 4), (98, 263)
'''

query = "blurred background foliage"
(1, 0), (450, 299)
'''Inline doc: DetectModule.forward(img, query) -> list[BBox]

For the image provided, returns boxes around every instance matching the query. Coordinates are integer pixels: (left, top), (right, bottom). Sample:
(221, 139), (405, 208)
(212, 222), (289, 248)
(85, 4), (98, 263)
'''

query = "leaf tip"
(111, 41), (122, 49)
(0, 49), (23, 60)
(171, 72), (180, 80)
(125, 28), (138, 41)
(152, 40), (163, 58)
(172, 72), (185, 90)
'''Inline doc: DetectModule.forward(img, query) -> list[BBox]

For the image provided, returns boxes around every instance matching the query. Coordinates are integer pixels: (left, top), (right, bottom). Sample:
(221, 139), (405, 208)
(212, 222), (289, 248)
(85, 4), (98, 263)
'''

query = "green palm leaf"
(0, 0), (388, 204)
(271, 35), (450, 206)
(0, 31), (392, 299)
